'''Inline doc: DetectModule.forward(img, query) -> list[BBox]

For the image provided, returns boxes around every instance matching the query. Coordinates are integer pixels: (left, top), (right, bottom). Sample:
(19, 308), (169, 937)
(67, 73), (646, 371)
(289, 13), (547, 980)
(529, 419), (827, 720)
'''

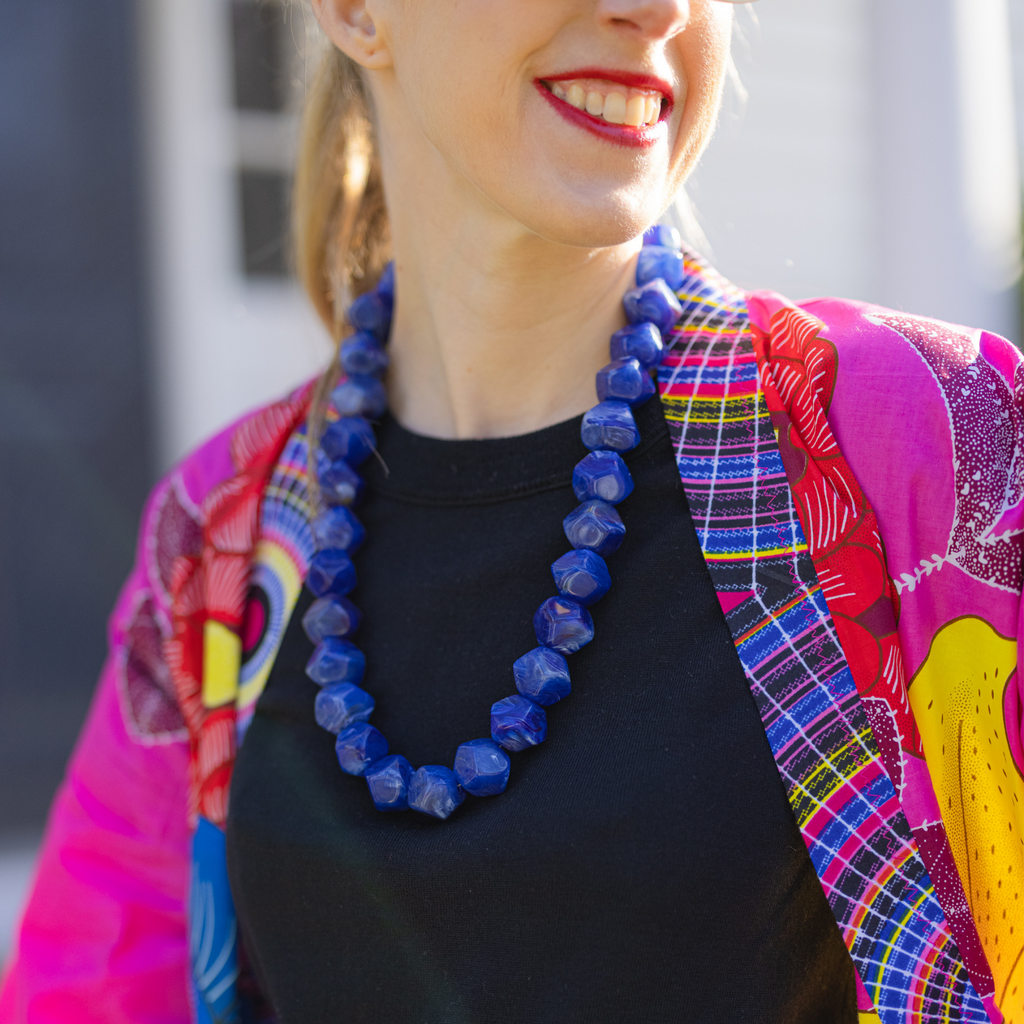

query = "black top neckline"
(364, 393), (670, 507)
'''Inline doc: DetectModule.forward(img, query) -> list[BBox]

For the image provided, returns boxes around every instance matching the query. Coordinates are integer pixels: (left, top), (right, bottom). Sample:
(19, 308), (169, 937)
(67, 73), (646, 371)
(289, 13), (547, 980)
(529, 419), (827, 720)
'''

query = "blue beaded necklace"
(302, 226), (686, 820)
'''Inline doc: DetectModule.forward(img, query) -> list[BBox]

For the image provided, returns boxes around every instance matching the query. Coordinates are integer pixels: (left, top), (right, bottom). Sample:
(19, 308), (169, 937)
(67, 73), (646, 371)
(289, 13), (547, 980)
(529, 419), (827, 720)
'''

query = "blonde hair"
(292, 43), (390, 482)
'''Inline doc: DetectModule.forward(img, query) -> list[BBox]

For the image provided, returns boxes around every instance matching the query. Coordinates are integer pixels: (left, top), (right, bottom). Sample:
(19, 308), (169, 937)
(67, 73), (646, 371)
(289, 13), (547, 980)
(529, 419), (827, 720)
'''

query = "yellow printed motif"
(909, 616), (1024, 1022)
(202, 619), (242, 709)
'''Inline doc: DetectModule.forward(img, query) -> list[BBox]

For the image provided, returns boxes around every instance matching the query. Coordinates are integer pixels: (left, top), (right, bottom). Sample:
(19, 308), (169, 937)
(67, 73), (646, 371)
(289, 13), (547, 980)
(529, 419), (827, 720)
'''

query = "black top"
(226, 396), (858, 1024)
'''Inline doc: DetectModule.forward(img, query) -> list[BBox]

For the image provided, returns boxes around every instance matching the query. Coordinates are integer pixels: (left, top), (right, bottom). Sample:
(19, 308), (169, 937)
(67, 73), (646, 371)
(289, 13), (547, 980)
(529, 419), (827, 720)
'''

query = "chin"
(509, 187), (667, 250)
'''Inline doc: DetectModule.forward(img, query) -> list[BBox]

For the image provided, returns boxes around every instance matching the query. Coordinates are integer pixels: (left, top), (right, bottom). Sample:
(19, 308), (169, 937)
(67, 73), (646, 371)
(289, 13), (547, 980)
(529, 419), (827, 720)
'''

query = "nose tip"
(597, 0), (691, 38)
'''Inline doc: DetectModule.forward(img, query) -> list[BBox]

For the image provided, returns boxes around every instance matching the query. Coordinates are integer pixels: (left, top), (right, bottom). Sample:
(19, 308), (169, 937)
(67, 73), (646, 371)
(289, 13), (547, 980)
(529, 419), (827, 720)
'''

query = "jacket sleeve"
(0, 430), (238, 1024)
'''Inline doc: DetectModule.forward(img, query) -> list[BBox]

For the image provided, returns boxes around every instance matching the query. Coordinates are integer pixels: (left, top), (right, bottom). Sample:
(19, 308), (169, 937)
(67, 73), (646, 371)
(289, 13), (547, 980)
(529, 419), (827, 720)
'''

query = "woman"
(1, 1), (1021, 1022)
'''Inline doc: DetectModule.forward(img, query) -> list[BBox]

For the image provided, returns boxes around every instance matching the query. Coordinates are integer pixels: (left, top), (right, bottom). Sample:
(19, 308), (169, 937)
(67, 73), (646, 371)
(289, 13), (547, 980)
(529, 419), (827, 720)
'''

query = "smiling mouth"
(539, 77), (668, 128)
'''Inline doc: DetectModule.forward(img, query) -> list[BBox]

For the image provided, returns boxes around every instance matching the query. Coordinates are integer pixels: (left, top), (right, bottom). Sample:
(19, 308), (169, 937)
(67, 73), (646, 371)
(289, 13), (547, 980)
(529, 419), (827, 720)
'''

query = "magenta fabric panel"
(0, 422), (244, 1024)
(748, 292), (1024, 1024)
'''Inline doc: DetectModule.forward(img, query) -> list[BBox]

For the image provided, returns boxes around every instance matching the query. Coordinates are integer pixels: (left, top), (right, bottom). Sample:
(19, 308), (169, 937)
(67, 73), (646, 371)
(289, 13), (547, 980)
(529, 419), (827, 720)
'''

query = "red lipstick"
(534, 68), (674, 149)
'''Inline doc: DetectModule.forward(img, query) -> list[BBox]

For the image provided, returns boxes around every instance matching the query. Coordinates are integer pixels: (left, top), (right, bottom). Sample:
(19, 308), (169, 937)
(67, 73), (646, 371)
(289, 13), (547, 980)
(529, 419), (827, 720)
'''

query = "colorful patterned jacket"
(1, 254), (1022, 1024)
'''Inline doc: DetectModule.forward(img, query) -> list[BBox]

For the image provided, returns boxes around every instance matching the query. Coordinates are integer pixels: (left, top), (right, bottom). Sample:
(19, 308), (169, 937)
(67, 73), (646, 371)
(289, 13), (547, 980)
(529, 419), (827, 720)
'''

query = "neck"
(376, 106), (640, 441)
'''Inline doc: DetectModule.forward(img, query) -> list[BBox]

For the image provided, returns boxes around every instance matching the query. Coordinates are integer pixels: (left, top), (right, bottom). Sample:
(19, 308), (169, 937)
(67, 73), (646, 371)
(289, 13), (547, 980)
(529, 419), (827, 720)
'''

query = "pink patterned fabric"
(0, 424), (240, 1023)
(748, 294), (1024, 1023)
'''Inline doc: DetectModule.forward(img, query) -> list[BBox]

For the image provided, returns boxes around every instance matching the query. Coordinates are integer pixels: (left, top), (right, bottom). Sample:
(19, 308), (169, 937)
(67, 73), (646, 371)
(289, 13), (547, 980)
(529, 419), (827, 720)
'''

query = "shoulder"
(747, 289), (1024, 648)
(108, 383), (313, 743)
(746, 290), (1022, 443)
(748, 290), (1021, 395)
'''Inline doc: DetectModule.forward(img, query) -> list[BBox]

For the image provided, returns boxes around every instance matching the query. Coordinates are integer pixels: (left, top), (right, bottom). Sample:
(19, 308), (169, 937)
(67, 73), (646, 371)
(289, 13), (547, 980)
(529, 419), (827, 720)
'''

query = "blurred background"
(1, 0), (1023, 962)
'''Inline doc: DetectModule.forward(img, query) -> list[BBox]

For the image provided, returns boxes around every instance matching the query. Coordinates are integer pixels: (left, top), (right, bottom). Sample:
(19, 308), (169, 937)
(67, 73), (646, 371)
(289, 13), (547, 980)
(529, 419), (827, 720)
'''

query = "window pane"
(231, 0), (288, 112)
(238, 169), (290, 276)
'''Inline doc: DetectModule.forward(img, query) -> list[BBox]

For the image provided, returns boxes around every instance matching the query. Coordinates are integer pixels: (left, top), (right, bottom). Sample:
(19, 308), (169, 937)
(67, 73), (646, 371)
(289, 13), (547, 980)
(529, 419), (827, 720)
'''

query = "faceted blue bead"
(331, 375), (388, 419)
(513, 646), (571, 706)
(321, 417), (376, 466)
(340, 331), (389, 376)
(572, 450), (634, 504)
(610, 322), (664, 369)
(303, 596), (362, 643)
(453, 739), (511, 797)
(636, 245), (685, 291)
(319, 458), (364, 506)
(408, 765), (465, 819)
(595, 358), (656, 407)
(491, 694), (548, 752)
(623, 279), (683, 335)
(308, 549), (357, 597)
(533, 596), (594, 654)
(551, 549), (611, 607)
(377, 261), (395, 304)
(306, 637), (366, 686)
(314, 681), (375, 733)
(642, 224), (682, 249)
(563, 499), (626, 556)
(580, 401), (639, 452)
(311, 506), (365, 553)
(348, 291), (391, 341)
(365, 754), (412, 811)
(335, 722), (388, 776)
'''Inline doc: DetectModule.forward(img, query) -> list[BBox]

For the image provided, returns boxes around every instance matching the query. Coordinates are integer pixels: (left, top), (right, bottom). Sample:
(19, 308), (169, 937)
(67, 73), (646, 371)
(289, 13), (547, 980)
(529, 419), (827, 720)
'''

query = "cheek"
(391, 17), (531, 178)
(672, 9), (731, 168)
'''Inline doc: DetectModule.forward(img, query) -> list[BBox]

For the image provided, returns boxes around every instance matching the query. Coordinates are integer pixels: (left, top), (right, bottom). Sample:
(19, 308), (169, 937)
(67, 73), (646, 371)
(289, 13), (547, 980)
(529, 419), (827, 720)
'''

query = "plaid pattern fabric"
(658, 255), (989, 1023)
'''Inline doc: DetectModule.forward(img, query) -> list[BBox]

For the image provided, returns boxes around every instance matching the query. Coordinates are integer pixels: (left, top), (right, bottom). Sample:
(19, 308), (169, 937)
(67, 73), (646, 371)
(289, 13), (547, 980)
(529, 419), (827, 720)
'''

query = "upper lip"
(540, 67), (675, 105)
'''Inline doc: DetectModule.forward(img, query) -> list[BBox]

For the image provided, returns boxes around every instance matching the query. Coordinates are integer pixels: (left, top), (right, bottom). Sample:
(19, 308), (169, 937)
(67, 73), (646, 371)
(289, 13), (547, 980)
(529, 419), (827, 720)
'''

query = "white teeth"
(624, 95), (645, 127)
(548, 79), (663, 127)
(603, 92), (627, 125)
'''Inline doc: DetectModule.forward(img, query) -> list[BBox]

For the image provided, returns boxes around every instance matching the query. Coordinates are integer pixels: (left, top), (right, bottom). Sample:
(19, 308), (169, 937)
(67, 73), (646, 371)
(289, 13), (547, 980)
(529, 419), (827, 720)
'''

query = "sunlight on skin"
(311, 0), (732, 439)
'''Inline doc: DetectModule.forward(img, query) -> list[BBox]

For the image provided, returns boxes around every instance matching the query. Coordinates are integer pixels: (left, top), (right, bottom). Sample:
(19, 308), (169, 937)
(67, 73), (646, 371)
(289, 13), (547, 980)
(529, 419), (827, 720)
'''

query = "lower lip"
(534, 81), (667, 149)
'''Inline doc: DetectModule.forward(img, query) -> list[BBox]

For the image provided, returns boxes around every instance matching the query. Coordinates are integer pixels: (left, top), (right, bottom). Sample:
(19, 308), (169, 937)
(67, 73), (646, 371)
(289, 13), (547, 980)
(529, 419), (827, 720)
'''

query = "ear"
(312, 0), (392, 70)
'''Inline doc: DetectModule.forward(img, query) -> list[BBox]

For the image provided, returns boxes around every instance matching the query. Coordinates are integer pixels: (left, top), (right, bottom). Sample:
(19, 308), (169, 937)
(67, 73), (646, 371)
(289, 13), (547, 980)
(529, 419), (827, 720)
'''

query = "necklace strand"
(303, 228), (685, 820)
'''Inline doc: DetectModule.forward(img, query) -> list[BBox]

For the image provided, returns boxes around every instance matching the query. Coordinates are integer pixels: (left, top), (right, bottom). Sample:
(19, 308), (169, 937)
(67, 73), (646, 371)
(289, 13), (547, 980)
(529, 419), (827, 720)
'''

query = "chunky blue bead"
(303, 596), (362, 643)
(306, 637), (366, 686)
(331, 375), (388, 419)
(533, 596), (594, 654)
(377, 261), (395, 304)
(310, 506), (365, 553)
(563, 499), (626, 556)
(340, 331), (389, 376)
(623, 279), (683, 335)
(491, 694), (548, 752)
(596, 358), (656, 407)
(453, 739), (511, 797)
(335, 722), (388, 776)
(610, 322), (664, 369)
(319, 459), (364, 506)
(314, 681), (375, 733)
(551, 549), (611, 606)
(636, 245), (685, 291)
(320, 416), (376, 466)
(572, 450), (634, 504)
(513, 646), (571, 706)
(408, 765), (465, 819)
(365, 754), (412, 811)
(580, 401), (639, 452)
(348, 291), (391, 341)
(642, 224), (681, 249)
(307, 549), (357, 597)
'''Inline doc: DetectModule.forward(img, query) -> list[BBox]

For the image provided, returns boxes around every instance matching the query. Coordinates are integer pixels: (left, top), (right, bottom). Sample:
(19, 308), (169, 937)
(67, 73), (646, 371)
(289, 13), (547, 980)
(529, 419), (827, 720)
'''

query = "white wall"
(687, 0), (877, 304)
(690, 0), (1022, 342)
(141, 0), (332, 471)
